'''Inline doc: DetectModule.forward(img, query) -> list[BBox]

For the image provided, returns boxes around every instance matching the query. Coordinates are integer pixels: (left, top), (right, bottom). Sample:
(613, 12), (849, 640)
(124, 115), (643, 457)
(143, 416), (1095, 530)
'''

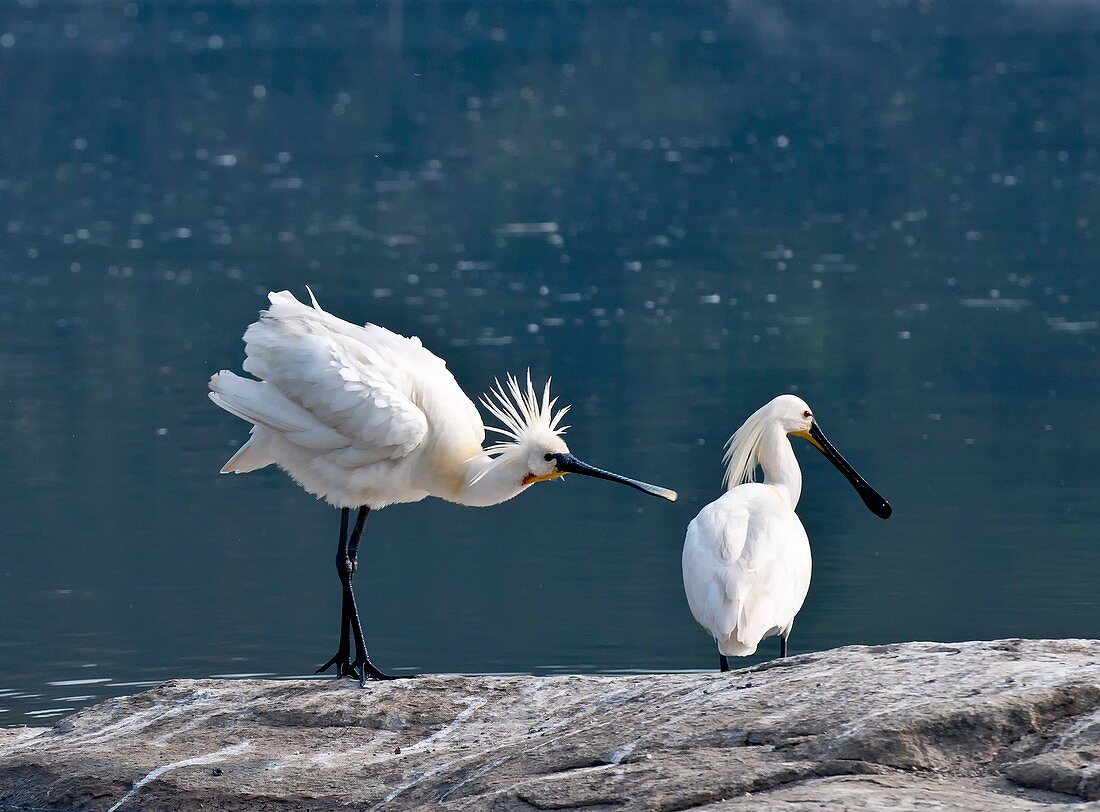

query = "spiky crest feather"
(468, 371), (570, 485)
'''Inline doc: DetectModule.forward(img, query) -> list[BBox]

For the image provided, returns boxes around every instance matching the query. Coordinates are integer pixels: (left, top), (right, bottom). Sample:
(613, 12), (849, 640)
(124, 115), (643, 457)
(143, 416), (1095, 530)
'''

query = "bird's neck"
(452, 452), (528, 508)
(759, 425), (802, 509)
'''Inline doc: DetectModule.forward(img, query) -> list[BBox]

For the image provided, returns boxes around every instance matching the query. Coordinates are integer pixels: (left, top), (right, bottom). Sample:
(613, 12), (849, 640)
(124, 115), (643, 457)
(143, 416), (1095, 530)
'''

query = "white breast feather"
(683, 487), (810, 655)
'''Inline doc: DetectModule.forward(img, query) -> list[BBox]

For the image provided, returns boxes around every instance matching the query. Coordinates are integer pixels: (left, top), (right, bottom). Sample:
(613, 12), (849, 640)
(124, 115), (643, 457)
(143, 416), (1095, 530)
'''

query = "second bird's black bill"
(806, 423), (892, 519)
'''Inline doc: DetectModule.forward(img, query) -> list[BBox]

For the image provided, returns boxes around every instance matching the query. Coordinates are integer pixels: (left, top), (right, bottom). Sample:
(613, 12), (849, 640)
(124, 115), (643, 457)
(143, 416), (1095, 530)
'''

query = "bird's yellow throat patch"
(522, 471), (567, 486)
(788, 428), (824, 453)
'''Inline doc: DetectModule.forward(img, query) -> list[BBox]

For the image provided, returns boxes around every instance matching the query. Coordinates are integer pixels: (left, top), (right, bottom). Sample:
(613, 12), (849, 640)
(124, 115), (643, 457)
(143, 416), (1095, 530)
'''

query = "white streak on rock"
(400, 695), (486, 755)
(107, 741), (251, 812)
(372, 696), (486, 808)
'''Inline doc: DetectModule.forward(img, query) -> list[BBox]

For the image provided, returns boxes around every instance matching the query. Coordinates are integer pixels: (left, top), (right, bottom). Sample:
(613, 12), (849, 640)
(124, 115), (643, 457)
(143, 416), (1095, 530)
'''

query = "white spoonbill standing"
(210, 290), (677, 684)
(682, 395), (890, 671)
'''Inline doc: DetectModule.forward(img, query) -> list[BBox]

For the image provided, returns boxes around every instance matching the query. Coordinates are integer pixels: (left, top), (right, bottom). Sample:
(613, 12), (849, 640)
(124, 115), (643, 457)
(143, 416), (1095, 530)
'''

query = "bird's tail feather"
(208, 370), (346, 451)
(220, 434), (273, 474)
(717, 634), (758, 657)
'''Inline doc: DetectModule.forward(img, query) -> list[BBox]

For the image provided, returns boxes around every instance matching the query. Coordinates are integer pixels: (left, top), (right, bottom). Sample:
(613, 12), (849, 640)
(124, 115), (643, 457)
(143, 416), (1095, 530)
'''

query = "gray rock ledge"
(1, 640), (1097, 810)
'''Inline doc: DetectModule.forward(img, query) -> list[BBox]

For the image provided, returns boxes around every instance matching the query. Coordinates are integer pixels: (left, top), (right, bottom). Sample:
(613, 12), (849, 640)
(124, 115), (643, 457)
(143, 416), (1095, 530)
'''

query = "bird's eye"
(544, 453), (554, 461)
(803, 410), (812, 419)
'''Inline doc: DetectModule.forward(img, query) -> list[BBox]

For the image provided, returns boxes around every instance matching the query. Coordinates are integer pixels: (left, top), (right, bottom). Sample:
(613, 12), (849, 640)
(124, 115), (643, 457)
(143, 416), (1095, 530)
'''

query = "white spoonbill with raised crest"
(210, 290), (677, 684)
(682, 395), (891, 671)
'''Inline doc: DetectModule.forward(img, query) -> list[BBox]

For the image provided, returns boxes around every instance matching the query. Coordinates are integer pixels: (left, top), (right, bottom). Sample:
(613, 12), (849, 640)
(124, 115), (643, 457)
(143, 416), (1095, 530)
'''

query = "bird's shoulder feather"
(239, 291), (482, 462)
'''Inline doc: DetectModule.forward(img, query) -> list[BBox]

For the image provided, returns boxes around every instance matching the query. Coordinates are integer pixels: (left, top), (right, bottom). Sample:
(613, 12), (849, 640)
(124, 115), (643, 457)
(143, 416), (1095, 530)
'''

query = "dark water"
(1, 1), (1097, 725)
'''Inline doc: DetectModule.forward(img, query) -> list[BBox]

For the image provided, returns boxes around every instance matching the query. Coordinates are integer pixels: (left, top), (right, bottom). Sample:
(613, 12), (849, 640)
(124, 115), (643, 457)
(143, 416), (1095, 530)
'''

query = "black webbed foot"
(316, 652), (361, 680)
(352, 656), (409, 686)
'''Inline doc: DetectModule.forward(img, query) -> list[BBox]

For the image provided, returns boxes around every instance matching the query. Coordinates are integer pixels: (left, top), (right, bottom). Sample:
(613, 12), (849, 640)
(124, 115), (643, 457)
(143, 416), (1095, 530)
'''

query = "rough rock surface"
(1, 640), (1097, 810)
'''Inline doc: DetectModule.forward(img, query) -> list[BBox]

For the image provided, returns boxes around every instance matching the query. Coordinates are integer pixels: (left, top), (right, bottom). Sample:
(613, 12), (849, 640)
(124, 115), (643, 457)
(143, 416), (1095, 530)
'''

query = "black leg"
(342, 506), (409, 685)
(316, 508), (357, 679)
(343, 507), (401, 685)
(780, 635), (788, 659)
(317, 506), (408, 685)
(347, 505), (367, 574)
(719, 654), (730, 672)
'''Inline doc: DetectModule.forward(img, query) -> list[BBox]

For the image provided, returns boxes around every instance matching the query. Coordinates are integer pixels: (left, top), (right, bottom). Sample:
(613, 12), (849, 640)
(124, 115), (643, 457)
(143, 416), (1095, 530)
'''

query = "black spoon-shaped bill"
(796, 423), (892, 519)
(552, 453), (678, 502)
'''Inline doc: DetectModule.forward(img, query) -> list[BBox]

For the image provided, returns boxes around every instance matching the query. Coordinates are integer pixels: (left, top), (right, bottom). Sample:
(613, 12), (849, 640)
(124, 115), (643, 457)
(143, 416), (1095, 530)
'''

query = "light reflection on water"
(1, 1), (1098, 725)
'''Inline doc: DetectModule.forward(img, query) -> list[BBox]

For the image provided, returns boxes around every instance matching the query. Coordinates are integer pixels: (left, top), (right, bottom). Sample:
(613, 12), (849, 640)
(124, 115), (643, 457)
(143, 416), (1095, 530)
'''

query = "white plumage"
(209, 289), (676, 682)
(683, 395), (890, 666)
(683, 485), (812, 656)
(211, 289), (676, 510)
(210, 289), (485, 508)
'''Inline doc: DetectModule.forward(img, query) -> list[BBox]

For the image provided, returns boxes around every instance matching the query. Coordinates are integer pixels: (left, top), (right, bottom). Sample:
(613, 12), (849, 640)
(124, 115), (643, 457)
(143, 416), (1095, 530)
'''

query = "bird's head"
(769, 393), (816, 435)
(476, 372), (677, 501)
(519, 436), (572, 486)
(734, 393), (891, 520)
